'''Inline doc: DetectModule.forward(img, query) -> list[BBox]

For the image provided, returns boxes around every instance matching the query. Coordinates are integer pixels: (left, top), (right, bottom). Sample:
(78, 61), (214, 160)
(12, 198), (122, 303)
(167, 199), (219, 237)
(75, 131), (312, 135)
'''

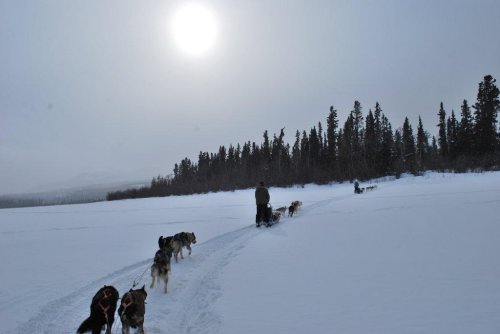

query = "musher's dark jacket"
(255, 186), (270, 205)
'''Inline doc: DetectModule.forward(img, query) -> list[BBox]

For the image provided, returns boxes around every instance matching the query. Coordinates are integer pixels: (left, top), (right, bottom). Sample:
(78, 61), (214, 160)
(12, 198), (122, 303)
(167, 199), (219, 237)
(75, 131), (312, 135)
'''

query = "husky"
(171, 232), (197, 263)
(272, 211), (281, 223)
(276, 206), (287, 215)
(118, 285), (147, 334)
(365, 185), (378, 191)
(77, 285), (119, 334)
(158, 235), (174, 258)
(150, 249), (171, 293)
(288, 200), (302, 217)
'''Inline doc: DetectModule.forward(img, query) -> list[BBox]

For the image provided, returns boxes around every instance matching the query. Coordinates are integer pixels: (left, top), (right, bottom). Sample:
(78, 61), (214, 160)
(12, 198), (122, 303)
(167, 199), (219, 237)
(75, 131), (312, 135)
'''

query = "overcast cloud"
(1, 0), (499, 194)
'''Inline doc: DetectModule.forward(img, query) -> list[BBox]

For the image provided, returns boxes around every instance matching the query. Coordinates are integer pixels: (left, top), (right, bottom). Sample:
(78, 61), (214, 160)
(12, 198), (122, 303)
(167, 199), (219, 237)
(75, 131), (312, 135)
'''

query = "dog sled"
(256, 204), (281, 228)
(354, 183), (378, 194)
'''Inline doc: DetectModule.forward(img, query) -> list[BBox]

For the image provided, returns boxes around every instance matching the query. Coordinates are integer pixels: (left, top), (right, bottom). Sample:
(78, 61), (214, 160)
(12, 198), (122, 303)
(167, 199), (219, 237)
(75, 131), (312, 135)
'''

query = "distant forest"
(107, 75), (500, 201)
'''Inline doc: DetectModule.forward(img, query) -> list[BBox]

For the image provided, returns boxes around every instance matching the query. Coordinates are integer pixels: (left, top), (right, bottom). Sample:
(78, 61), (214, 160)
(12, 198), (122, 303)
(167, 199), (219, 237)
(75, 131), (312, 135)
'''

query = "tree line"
(107, 75), (500, 201)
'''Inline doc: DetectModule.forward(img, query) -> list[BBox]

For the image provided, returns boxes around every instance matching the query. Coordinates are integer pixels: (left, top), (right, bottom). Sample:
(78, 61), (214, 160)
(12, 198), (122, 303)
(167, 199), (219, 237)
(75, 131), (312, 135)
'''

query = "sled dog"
(276, 206), (287, 215)
(150, 249), (171, 293)
(171, 232), (197, 263)
(288, 200), (302, 216)
(272, 211), (281, 223)
(158, 235), (174, 257)
(118, 285), (147, 334)
(77, 285), (119, 334)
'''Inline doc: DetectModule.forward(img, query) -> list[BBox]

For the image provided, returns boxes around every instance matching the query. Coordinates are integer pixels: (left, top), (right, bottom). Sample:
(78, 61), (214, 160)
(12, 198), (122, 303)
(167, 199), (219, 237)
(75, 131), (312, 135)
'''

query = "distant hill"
(0, 180), (149, 209)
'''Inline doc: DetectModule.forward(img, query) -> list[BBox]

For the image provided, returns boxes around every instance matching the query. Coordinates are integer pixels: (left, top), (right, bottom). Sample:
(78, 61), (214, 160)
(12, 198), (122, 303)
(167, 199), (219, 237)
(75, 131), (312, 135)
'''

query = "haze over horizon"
(2, 0), (500, 195)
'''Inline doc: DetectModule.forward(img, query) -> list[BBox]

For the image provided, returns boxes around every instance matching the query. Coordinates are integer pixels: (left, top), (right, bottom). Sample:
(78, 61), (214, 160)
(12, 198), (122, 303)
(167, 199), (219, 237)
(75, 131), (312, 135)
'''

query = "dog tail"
(76, 317), (97, 334)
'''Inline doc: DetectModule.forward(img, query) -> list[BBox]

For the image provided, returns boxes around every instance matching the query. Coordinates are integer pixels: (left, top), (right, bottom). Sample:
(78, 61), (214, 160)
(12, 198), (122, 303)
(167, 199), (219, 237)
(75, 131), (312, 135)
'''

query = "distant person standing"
(255, 181), (270, 227)
(354, 180), (362, 194)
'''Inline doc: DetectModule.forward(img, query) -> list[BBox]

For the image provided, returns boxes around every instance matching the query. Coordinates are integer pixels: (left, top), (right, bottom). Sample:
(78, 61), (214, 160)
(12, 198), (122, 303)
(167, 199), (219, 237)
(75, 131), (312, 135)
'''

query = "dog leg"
(150, 268), (156, 289)
(174, 251), (179, 263)
(187, 244), (192, 256)
(180, 248), (184, 259)
(163, 274), (168, 293)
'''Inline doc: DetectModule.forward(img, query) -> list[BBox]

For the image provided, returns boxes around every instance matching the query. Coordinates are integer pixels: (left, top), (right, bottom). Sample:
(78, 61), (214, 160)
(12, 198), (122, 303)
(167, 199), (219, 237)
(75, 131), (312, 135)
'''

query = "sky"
(1, 0), (500, 194)
(1, 172), (499, 333)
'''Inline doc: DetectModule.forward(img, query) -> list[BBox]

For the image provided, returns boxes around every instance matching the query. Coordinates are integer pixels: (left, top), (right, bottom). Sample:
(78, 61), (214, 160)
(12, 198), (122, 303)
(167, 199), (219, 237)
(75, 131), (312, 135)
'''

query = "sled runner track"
(146, 224), (262, 334)
(12, 224), (261, 334)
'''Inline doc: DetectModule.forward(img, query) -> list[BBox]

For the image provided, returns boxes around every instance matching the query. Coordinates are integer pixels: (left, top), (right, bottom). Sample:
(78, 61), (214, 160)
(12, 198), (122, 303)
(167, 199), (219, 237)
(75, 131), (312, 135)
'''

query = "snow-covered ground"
(1, 172), (499, 334)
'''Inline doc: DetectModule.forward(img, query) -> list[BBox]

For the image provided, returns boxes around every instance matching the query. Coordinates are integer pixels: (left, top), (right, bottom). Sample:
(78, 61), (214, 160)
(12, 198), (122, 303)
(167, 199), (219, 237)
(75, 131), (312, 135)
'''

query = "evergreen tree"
(351, 100), (364, 160)
(262, 130), (271, 165)
(339, 114), (354, 179)
(437, 102), (448, 158)
(457, 99), (474, 157)
(473, 75), (500, 156)
(402, 117), (416, 173)
(379, 115), (394, 175)
(393, 129), (404, 177)
(446, 110), (459, 160)
(291, 130), (301, 179)
(309, 126), (320, 168)
(416, 116), (428, 170)
(364, 109), (377, 177)
(326, 106), (339, 171)
(300, 130), (310, 182)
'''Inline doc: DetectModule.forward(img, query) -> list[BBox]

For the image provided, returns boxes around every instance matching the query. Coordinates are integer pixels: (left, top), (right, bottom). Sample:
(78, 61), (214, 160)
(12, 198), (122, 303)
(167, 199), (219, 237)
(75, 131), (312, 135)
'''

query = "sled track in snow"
(13, 224), (263, 334)
(13, 196), (339, 334)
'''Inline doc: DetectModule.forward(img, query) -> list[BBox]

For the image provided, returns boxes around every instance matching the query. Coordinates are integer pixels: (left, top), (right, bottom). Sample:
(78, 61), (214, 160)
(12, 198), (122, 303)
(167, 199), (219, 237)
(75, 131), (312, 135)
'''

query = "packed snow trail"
(13, 195), (326, 334)
(14, 224), (271, 334)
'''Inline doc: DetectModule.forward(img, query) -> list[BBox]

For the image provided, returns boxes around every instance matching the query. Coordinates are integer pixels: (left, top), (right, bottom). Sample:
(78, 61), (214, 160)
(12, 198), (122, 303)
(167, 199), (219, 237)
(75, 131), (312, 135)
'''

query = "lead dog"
(118, 285), (147, 334)
(289, 201), (302, 216)
(150, 248), (171, 293)
(77, 285), (119, 334)
(171, 232), (197, 263)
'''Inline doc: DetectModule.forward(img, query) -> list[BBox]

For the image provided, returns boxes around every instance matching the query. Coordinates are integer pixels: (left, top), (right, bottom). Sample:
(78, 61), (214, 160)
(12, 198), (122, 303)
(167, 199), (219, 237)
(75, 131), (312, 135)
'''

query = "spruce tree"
(364, 109), (377, 177)
(457, 99), (474, 157)
(473, 75), (500, 156)
(402, 117), (416, 173)
(416, 116), (428, 170)
(437, 102), (448, 158)
(446, 110), (458, 161)
(326, 106), (338, 170)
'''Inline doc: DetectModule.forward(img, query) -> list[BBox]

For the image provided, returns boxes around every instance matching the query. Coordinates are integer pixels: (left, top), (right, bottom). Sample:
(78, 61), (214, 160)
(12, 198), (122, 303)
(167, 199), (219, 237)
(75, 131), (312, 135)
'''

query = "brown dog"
(289, 201), (302, 216)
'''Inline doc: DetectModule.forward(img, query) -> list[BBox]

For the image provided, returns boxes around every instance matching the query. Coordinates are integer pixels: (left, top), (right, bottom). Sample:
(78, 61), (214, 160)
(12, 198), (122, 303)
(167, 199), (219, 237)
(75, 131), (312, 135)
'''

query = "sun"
(171, 3), (217, 57)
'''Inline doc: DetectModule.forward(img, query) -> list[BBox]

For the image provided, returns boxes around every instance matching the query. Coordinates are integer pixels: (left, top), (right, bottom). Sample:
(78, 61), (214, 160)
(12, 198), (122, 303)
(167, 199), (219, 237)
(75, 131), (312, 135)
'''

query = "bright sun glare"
(172, 3), (217, 57)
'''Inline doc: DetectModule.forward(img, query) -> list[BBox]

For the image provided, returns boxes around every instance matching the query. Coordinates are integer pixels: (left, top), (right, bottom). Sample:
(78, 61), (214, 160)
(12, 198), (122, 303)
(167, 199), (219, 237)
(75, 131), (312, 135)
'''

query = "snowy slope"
(1, 172), (499, 334)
